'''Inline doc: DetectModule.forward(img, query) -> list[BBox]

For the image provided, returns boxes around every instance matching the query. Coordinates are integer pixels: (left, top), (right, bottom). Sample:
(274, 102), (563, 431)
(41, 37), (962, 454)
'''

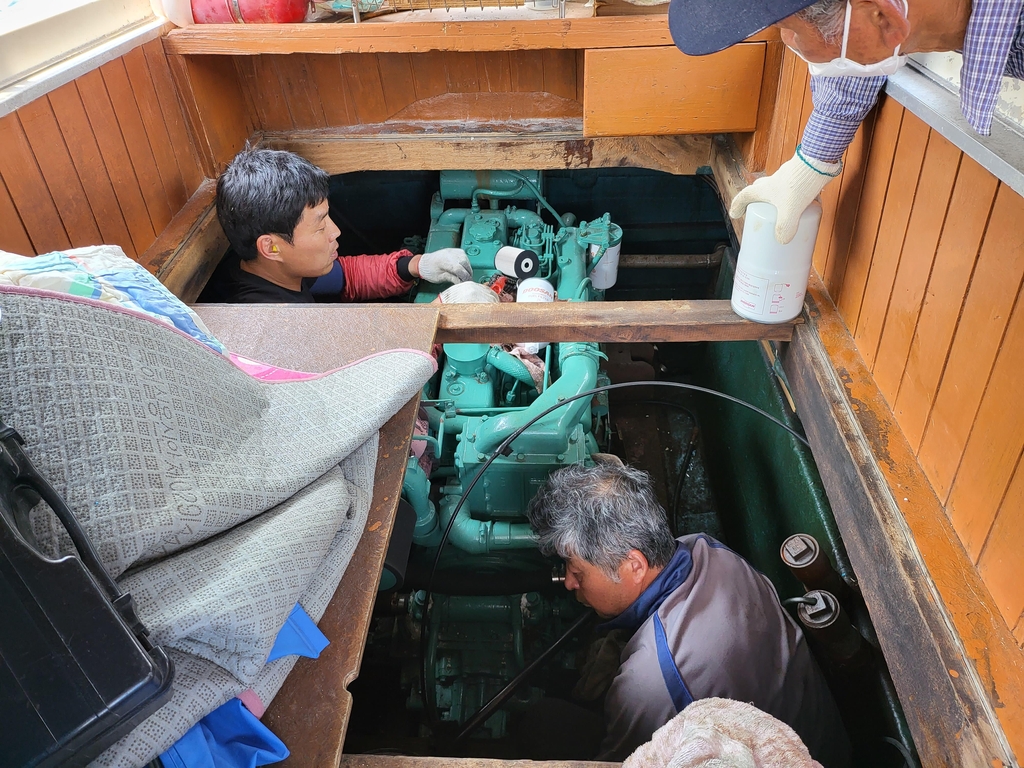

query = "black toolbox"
(0, 418), (173, 768)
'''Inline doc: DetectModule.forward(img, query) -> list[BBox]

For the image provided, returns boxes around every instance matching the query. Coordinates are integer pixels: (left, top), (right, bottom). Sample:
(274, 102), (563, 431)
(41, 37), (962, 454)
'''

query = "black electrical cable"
(418, 379), (811, 732)
(454, 608), (595, 743)
(783, 596), (819, 607)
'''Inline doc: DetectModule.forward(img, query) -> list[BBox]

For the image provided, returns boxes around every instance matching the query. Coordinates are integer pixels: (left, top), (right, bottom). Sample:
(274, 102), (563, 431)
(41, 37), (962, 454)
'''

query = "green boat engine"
(389, 170), (621, 739)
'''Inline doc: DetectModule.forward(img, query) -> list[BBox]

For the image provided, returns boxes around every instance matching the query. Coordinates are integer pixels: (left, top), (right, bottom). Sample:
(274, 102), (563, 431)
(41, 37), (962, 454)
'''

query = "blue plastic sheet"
(159, 699), (288, 768)
(267, 604), (330, 662)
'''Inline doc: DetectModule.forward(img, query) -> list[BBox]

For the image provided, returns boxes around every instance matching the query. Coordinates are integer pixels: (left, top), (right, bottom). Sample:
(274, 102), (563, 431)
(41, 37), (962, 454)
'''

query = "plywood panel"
(541, 49), (576, 102)
(274, 55), (328, 129)
(0, 113), (72, 254)
(821, 110), (877, 298)
(142, 39), (204, 196)
(340, 54), (389, 124)
(893, 155), (999, 450)
(872, 130), (961, 403)
(47, 82), (138, 256)
(0, 175), (35, 255)
(765, 49), (801, 173)
(101, 59), (176, 233)
(76, 69), (158, 253)
(476, 51), (512, 93)
(583, 45), (764, 137)
(17, 99), (104, 248)
(377, 53), (419, 116)
(835, 98), (904, 329)
(853, 114), (929, 370)
(443, 51), (481, 92)
(945, 281), (1024, 559)
(978, 458), (1024, 630)
(509, 49), (545, 92)
(123, 47), (191, 214)
(253, 55), (295, 131)
(305, 55), (359, 126)
(411, 50), (449, 100)
(170, 54), (252, 174)
(919, 184), (1024, 504)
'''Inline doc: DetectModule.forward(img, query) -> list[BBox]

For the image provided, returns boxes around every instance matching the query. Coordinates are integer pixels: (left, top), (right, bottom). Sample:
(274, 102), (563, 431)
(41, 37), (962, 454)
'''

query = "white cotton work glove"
(438, 281), (500, 304)
(416, 248), (473, 285)
(729, 149), (842, 244)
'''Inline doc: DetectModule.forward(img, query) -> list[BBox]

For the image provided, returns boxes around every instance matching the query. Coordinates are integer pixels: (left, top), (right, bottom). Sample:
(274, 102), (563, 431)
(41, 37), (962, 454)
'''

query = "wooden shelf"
(164, 16), (670, 55)
(163, 17), (776, 56)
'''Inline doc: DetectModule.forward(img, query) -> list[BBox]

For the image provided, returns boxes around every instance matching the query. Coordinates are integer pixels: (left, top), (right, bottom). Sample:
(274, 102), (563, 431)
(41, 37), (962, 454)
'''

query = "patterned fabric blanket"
(0, 285), (436, 767)
(0, 245), (226, 353)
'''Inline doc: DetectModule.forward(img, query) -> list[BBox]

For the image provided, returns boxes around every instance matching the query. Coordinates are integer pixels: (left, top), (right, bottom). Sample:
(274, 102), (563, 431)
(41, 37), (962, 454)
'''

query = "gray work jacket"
(597, 535), (850, 768)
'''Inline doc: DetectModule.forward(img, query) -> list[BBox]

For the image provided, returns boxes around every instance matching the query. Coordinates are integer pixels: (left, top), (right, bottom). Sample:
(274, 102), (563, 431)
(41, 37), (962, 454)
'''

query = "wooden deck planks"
(0, 113), (72, 254)
(47, 82), (140, 256)
(892, 154), (998, 451)
(16, 98), (104, 249)
(76, 68), (160, 254)
(979, 458), (1024, 630)
(835, 97), (904, 331)
(872, 130), (961, 405)
(917, 184), (1024, 505)
(0, 174), (35, 256)
(852, 112), (930, 370)
(945, 275), (1024, 560)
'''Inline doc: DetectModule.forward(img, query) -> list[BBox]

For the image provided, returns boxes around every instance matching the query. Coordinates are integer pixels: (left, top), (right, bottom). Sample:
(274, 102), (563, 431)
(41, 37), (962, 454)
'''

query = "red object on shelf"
(192, 0), (309, 23)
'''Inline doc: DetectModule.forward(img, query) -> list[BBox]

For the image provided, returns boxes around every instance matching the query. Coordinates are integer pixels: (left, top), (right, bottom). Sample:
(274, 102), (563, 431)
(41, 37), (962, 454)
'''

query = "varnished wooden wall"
(233, 50), (583, 133)
(0, 39), (205, 260)
(767, 52), (1024, 650)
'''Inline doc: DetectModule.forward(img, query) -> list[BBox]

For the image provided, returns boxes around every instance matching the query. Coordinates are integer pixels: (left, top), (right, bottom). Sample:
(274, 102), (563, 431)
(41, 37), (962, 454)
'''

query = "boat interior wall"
(0, 39), (204, 261)
(722, 55), (1024, 759)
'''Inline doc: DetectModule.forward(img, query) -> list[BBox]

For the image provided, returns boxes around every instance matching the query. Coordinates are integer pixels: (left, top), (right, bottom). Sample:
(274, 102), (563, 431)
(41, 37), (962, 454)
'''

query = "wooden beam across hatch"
(436, 300), (795, 343)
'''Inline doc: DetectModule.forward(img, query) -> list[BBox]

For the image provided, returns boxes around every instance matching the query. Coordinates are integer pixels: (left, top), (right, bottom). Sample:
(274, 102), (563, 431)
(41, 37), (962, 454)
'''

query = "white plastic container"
(516, 278), (555, 354)
(731, 201), (822, 324)
(589, 242), (621, 290)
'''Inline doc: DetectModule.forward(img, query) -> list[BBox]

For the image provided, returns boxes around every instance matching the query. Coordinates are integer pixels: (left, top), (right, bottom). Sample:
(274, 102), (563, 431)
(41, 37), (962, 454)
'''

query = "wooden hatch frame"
(147, 121), (1018, 768)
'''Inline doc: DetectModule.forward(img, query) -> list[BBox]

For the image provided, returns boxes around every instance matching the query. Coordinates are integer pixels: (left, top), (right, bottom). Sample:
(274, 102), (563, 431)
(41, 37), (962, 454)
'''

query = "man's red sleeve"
(337, 249), (416, 301)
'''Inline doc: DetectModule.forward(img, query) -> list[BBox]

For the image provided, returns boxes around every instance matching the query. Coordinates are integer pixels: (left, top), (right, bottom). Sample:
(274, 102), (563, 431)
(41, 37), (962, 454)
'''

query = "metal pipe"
(474, 343), (601, 455)
(437, 495), (536, 554)
(486, 346), (538, 391)
(618, 250), (726, 269)
(455, 610), (594, 742)
(403, 456), (440, 546)
(470, 183), (525, 212)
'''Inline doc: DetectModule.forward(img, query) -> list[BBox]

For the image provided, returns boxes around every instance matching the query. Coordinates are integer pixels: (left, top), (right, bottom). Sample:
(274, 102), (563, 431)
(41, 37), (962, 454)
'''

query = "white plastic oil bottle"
(731, 201), (822, 324)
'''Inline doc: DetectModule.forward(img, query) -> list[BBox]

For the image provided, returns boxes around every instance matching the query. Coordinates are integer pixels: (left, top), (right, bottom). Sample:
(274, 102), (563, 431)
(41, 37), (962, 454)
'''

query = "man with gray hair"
(668, 0), (1024, 244)
(526, 462), (850, 767)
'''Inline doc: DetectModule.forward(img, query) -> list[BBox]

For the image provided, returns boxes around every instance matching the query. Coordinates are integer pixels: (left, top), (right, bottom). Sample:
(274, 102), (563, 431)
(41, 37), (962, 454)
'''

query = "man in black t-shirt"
(198, 148), (473, 304)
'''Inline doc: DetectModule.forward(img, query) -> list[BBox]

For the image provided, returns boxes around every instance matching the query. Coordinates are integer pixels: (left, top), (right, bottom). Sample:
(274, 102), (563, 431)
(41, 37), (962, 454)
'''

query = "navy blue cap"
(668, 0), (816, 56)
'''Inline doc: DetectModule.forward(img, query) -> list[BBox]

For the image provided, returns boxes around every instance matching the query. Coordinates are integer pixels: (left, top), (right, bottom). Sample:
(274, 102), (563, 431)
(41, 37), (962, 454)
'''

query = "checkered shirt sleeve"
(800, 0), (1024, 161)
(801, 75), (887, 162)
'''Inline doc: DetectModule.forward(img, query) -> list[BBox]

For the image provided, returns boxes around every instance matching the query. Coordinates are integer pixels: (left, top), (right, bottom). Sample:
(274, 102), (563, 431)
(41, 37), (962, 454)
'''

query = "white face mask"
(791, 0), (909, 78)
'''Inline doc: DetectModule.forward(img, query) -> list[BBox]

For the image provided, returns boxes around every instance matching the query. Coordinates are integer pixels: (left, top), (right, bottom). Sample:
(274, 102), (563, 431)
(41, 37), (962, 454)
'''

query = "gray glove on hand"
(417, 248), (473, 285)
(729, 149), (841, 244)
(438, 281), (500, 304)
